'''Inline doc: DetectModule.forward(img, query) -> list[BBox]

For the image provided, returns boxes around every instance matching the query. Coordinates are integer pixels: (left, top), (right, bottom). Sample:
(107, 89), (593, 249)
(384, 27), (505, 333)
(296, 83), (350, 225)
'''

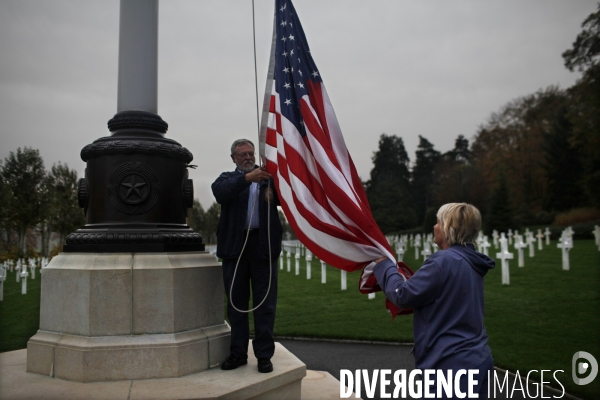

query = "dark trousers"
(222, 233), (278, 360)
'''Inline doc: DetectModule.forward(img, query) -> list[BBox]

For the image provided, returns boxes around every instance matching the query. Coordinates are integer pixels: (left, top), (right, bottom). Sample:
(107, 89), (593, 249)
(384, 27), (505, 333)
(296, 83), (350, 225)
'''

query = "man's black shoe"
(220, 355), (247, 370)
(257, 358), (273, 373)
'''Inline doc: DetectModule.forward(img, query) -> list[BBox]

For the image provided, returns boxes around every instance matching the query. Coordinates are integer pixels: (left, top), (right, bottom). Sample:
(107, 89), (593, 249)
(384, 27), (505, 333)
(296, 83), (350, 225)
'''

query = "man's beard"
(238, 161), (255, 173)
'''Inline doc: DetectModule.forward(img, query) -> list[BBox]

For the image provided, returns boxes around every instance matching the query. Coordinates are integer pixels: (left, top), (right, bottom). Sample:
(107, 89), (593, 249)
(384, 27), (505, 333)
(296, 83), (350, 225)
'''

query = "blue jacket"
(211, 168), (283, 260)
(374, 244), (495, 370)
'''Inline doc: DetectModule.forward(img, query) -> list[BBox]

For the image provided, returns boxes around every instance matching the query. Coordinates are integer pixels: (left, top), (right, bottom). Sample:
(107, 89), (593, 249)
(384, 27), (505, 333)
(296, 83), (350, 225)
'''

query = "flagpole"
(258, 4), (278, 166)
(252, 0), (260, 138)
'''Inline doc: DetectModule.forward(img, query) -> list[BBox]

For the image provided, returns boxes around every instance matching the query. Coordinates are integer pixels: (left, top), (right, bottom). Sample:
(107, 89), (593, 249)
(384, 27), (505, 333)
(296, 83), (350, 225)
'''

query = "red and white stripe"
(263, 80), (395, 271)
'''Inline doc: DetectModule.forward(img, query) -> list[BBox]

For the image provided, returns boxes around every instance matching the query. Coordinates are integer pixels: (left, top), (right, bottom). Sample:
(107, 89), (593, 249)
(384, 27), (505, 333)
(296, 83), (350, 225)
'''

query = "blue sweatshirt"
(373, 244), (495, 370)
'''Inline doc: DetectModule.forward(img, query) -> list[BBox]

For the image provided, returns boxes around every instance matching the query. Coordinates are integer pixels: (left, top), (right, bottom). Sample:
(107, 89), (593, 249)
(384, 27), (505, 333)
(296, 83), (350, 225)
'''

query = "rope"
(229, 180), (273, 314)
(228, 1), (273, 314)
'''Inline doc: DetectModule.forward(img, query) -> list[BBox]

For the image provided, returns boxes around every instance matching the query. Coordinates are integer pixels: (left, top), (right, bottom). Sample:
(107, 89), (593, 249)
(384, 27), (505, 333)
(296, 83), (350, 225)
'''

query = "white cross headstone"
(368, 292), (376, 300)
(29, 259), (37, 280)
(526, 232), (535, 258)
(396, 246), (405, 262)
(295, 252), (300, 275)
(593, 225), (600, 251)
(0, 265), (6, 301)
(341, 270), (347, 290)
(421, 240), (432, 261)
(535, 229), (544, 251)
(414, 235), (421, 260)
(15, 263), (21, 283)
(480, 236), (491, 256)
(492, 230), (499, 249)
(557, 233), (573, 271)
(320, 260), (327, 284)
(286, 249), (291, 272)
(496, 233), (514, 285)
(507, 229), (513, 246)
(20, 267), (29, 295)
(544, 227), (552, 246)
(409, 234), (414, 248)
(566, 226), (574, 238)
(514, 235), (527, 267)
(305, 249), (312, 280)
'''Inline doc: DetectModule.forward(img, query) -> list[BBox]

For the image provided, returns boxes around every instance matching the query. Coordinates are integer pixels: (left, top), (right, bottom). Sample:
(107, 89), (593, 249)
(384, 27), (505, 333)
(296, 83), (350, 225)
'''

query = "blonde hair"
(436, 203), (481, 246)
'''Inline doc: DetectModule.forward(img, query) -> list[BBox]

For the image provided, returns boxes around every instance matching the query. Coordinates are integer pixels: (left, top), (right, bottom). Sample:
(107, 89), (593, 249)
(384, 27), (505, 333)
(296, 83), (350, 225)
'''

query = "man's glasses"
(234, 152), (255, 158)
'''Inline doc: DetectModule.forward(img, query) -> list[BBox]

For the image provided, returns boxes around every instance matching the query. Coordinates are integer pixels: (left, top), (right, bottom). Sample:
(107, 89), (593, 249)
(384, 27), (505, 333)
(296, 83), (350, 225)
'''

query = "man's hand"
(245, 167), (272, 183)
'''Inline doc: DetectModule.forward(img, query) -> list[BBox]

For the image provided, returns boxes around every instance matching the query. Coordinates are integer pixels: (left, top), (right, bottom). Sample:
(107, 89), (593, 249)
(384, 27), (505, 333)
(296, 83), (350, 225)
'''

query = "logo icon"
(572, 351), (598, 385)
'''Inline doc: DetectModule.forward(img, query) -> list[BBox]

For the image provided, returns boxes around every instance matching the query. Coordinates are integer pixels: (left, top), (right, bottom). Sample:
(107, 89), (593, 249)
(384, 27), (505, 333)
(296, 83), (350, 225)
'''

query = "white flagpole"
(258, 3), (277, 165)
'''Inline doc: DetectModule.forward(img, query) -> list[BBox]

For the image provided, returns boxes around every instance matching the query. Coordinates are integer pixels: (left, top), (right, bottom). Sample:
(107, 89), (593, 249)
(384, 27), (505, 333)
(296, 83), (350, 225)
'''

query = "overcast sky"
(0, 0), (595, 209)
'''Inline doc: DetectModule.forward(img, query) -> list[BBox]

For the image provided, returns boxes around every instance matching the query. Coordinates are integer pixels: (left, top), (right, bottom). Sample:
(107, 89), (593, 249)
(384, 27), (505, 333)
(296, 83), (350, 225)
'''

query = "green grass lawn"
(1, 240), (598, 398)
(0, 268), (42, 352)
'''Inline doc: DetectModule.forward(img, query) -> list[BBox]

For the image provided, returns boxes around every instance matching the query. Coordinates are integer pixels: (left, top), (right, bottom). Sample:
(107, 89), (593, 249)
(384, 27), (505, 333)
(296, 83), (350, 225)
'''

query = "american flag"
(259, 0), (395, 271)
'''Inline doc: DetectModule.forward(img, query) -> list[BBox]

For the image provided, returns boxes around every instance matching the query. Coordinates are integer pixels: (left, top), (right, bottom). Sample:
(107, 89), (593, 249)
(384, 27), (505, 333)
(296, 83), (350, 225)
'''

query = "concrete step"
(0, 342), (351, 399)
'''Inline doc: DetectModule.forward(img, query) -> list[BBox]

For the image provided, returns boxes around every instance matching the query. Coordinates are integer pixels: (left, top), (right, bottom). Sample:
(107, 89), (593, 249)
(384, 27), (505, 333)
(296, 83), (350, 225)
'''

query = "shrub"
(544, 220), (600, 240)
(554, 208), (600, 226)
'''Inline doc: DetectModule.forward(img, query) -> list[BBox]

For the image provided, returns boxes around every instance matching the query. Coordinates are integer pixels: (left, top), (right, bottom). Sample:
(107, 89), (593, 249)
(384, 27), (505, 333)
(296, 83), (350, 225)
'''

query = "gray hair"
(436, 203), (482, 246)
(230, 139), (255, 155)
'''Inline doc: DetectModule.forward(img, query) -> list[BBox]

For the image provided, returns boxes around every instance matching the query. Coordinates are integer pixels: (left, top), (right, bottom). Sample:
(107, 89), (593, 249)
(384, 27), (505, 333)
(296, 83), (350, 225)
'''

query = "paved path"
(276, 338), (580, 400)
(278, 338), (415, 399)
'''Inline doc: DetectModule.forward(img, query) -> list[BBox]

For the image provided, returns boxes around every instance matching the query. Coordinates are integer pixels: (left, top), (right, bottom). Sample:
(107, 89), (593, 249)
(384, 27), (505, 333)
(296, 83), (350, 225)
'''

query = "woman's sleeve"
(373, 257), (444, 309)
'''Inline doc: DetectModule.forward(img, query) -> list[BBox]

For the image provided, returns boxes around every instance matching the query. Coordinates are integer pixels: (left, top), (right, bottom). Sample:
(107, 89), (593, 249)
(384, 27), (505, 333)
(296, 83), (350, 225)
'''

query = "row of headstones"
(279, 241), (379, 298)
(0, 257), (51, 301)
(385, 233), (440, 263)
(494, 227), (576, 285)
(485, 228), (556, 262)
(388, 226), (578, 263)
(384, 225), (586, 287)
(281, 228), (549, 294)
(386, 228), (555, 258)
(386, 233), (436, 262)
(217, 224), (600, 293)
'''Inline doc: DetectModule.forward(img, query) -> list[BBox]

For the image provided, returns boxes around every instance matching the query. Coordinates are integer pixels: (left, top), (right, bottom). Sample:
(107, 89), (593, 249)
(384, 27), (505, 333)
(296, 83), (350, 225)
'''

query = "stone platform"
(26, 252), (230, 381)
(0, 343), (350, 399)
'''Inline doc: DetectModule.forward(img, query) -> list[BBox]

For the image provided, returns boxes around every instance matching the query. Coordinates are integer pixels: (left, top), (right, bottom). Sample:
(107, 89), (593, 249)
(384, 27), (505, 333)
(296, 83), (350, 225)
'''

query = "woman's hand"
(374, 256), (387, 264)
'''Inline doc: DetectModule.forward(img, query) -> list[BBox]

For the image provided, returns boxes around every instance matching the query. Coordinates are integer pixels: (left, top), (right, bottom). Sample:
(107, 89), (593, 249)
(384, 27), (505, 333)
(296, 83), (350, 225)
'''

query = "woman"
(373, 203), (495, 398)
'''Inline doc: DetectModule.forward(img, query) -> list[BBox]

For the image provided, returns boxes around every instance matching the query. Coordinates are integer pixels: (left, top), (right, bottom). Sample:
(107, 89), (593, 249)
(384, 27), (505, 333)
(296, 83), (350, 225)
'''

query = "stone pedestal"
(2, 343), (308, 400)
(26, 252), (230, 382)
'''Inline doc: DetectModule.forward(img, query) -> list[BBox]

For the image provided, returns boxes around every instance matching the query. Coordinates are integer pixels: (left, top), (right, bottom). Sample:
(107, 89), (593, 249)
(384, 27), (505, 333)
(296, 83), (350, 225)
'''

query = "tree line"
(0, 147), (83, 258)
(366, 5), (600, 234)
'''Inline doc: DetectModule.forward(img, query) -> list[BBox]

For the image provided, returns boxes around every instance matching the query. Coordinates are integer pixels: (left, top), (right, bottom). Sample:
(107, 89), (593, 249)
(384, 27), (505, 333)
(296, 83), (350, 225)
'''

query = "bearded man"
(211, 139), (283, 373)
